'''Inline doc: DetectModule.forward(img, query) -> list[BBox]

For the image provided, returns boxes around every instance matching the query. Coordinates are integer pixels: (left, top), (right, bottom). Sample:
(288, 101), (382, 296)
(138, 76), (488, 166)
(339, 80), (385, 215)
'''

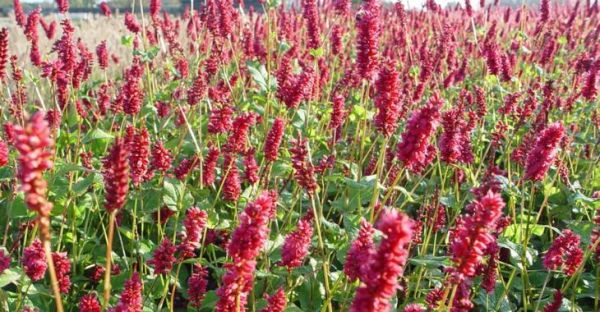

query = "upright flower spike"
(524, 122), (565, 181)
(544, 290), (562, 312)
(448, 191), (505, 282)
(99, 2), (112, 16)
(244, 149), (259, 185)
(344, 219), (375, 282)
(22, 239), (47, 281)
(102, 138), (129, 213)
(216, 192), (277, 311)
(56, 0), (69, 13)
(124, 12), (141, 33)
(543, 229), (583, 275)
(0, 28), (8, 81)
(396, 94), (442, 173)
(374, 60), (402, 137)
(0, 139), (8, 167)
(112, 272), (143, 312)
(128, 127), (150, 186)
(14, 112), (55, 241)
(221, 153), (241, 201)
(52, 252), (71, 293)
(356, 0), (381, 81)
(280, 213), (314, 269)
(261, 288), (287, 312)
(188, 264), (208, 308)
(78, 293), (101, 312)
(0, 250), (10, 274)
(302, 0), (321, 50)
(264, 118), (285, 162)
(148, 238), (176, 275)
(329, 94), (346, 131)
(96, 41), (108, 70)
(202, 145), (220, 186)
(150, 141), (172, 173)
(539, 0), (550, 23)
(178, 207), (208, 259)
(14, 0), (26, 27)
(349, 209), (413, 312)
(289, 138), (317, 194)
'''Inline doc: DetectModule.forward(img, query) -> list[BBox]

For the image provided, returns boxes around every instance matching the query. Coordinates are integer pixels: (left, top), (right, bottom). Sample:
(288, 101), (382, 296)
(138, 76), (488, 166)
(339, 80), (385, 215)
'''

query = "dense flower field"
(0, 0), (599, 310)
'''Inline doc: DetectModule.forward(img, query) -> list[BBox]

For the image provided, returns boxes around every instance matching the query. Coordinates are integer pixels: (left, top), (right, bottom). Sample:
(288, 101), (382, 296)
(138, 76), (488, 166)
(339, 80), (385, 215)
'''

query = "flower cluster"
(150, 141), (172, 173)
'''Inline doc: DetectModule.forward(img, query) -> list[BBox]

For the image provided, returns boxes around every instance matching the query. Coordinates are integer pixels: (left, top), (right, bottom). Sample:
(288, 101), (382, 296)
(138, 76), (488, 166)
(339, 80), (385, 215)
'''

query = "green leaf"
(7, 193), (28, 218)
(409, 256), (452, 268)
(121, 35), (133, 47)
(83, 128), (114, 143)
(73, 173), (102, 196)
(0, 269), (21, 288)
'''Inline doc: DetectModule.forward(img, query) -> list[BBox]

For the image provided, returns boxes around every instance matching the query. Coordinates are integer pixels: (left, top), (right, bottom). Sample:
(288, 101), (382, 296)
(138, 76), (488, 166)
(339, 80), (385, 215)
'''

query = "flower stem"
(43, 238), (64, 312)
(103, 210), (117, 308)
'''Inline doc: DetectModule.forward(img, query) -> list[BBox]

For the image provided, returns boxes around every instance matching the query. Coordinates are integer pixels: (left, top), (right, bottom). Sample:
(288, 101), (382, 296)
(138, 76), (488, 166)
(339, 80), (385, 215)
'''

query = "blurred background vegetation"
(0, 0), (547, 15)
